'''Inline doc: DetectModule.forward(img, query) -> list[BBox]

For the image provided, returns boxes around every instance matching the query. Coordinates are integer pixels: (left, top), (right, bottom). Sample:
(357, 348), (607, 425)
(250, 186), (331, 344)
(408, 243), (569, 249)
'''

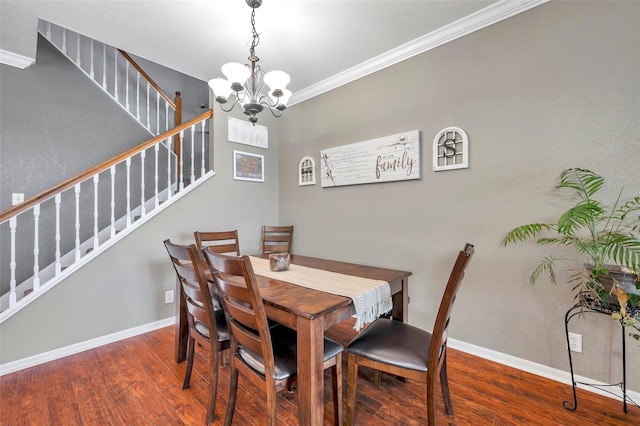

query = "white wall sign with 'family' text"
(320, 130), (421, 187)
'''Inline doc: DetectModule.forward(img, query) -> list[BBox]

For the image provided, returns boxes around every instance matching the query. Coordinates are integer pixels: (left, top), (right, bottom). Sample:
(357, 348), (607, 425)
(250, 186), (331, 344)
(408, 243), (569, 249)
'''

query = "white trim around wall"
(1, 317), (637, 407)
(448, 337), (640, 406)
(0, 317), (175, 376)
(289, 0), (549, 106)
(0, 49), (36, 68)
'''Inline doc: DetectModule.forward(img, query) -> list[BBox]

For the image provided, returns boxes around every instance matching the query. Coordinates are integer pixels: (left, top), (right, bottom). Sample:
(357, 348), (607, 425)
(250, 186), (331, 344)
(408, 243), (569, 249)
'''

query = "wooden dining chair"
(345, 243), (475, 426)
(260, 225), (293, 254)
(163, 240), (230, 425)
(202, 248), (344, 426)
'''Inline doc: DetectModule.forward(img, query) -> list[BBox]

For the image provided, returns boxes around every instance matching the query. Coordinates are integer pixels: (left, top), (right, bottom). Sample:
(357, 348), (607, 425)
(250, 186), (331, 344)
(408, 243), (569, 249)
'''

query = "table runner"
(249, 256), (392, 330)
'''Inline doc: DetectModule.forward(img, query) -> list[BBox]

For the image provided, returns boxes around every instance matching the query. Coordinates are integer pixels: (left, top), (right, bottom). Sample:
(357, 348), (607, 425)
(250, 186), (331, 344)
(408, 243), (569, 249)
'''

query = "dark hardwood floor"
(1, 319), (638, 425)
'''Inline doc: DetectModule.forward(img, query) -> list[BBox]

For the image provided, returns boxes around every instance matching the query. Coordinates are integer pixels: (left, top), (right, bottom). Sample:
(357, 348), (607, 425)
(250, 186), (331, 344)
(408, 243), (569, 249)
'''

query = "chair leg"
(182, 335), (195, 390)
(346, 353), (359, 426)
(439, 355), (454, 416)
(266, 380), (278, 426)
(426, 370), (438, 426)
(205, 347), (220, 425)
(331, 354), (343, 425)
(224, 363), (239, 426)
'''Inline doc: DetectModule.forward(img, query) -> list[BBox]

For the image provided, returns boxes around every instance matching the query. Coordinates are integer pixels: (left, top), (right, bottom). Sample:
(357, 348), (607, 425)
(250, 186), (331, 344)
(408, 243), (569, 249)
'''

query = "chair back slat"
(202, 249), (277, 377)
(261, 225), (293, 254)
(194, 230), (240, 256)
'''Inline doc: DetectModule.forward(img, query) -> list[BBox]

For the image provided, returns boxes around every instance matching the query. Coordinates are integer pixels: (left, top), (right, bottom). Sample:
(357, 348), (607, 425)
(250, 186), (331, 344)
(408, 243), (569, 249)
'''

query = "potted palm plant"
(503, 168), (640, 339)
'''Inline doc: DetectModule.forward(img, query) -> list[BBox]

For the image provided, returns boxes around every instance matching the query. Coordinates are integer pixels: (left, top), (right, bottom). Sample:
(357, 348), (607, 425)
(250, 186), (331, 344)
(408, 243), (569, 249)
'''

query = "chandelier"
(208, 0), (292, 125)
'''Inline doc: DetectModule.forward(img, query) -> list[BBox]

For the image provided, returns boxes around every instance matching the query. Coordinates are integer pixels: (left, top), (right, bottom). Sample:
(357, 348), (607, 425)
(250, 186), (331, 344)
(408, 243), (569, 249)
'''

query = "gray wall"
(0, 31), (280, 362)
(277, 1), (639, 389)
(0, 100), (279, 362)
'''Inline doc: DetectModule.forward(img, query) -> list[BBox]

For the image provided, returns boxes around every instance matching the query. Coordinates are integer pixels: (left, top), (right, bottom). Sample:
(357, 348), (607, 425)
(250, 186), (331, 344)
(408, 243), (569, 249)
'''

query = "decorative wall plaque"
(233, 150), (264, 182)
(432, 127), (468, 171)
(299, 156), (316, 186)
(320, 130), (421, 187)
(228, 117), (268, 149)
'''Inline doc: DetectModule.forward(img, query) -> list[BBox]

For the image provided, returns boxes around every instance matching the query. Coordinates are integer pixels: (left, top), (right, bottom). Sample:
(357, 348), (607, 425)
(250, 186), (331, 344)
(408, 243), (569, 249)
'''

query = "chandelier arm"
(218, 97), (240, 113)
(259, 100), (284, 117)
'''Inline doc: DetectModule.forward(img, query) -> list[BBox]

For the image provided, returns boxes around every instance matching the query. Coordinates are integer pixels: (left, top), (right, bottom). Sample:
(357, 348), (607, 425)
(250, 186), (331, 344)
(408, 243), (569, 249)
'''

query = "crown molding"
(289, 0), (548, 106)
(0, 49), (36, 69)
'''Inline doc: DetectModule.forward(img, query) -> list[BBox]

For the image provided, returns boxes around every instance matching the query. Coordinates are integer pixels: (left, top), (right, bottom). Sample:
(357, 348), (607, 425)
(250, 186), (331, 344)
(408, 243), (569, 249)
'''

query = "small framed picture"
(233, 150), (264, 182)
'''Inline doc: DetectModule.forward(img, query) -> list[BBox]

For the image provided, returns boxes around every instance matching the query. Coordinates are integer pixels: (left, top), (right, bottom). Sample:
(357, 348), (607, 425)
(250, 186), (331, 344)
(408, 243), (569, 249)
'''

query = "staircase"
(0, 21), (213, 322)
(39, 21), (179, 136)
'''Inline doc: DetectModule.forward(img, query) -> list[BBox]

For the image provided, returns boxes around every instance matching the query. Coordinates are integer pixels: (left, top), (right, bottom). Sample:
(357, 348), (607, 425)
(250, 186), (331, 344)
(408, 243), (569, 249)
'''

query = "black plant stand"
(563, 294), (639, 412)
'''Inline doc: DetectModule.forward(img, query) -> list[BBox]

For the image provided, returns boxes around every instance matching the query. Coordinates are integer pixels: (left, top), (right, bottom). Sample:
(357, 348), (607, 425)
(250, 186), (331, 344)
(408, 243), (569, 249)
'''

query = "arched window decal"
(299, 156), (316, 186)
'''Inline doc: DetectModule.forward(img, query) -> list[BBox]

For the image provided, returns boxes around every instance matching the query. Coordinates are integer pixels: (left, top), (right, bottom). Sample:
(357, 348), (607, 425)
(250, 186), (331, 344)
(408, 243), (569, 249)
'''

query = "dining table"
(174, 253), (411, 426)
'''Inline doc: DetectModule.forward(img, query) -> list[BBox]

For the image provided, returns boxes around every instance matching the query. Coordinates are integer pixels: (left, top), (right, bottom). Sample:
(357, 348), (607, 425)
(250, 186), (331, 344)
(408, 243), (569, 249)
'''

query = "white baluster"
(154, 143), (160, 208)
(179, 130), (185, 191)
(33, 204), (41, 291)
(125, 61), (130, 111)
(93, 175), (99, 250)
(140, 150), (146, 218)
(166, 138), (173, 200)
(102, 44), (107, 89)
(76, 33), (81, 68)
(126, 157), (132, 226)
(55, 194), (62, 275)
(165, 102), (169, 132)
(90, 38), (94, 78)
(136, 72), (140, 120)
(9, 217), (17, 307)
(146, 81), (150, 130)
(189, 126), (195, 185)
(114, 47), (118, 102)
(110, 165), (116, 237)
(156, 92), (160, 135)
(75, 183), (81, 262)
(201, 120), (207, 177)
(46, 22), (52, 39)
(62, 28), (67, 55)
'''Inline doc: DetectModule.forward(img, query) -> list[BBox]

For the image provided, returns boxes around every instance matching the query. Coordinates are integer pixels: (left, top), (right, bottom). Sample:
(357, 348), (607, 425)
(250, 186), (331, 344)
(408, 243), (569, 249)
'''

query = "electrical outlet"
(164, 290), (174, 304)
(12, 193), (24, 205)
(568, 332), (582, 353)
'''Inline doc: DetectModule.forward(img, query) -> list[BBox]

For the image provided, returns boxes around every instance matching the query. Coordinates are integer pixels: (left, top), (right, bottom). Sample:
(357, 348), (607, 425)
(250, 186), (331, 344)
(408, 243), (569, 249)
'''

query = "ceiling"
(0, 0), (545, 104)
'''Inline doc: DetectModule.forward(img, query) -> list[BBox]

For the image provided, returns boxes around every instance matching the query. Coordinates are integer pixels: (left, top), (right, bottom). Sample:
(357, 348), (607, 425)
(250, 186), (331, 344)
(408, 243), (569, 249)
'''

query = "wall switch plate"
(568, 332), (582, 353)
(164, 290), (174, 304)
(12, 193), (24, 205)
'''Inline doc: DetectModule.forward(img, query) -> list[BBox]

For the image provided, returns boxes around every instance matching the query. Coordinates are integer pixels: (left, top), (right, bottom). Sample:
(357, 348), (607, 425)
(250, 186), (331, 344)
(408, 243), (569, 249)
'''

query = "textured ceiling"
(0, 1), (545, 103)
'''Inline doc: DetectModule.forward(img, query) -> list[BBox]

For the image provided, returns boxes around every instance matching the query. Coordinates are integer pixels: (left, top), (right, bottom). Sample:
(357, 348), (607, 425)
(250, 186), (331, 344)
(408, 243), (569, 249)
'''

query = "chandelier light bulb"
(264, 70), (290, 94)
(221, 63), (250, 90)
(271, 89), (292, 110)
(208, 78), (232, 102)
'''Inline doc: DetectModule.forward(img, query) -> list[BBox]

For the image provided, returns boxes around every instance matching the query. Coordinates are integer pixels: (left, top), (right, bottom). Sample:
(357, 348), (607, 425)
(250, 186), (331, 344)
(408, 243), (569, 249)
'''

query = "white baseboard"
(1, 318), (637, 408)
(448, 338), (639, 406)
(0, 317), (175, 376)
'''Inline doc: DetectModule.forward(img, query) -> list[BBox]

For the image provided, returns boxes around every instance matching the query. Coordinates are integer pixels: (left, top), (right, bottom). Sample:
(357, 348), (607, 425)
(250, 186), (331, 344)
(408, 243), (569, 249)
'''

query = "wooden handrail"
(118, 49), (177, 109)
(0, 109), (213, 224)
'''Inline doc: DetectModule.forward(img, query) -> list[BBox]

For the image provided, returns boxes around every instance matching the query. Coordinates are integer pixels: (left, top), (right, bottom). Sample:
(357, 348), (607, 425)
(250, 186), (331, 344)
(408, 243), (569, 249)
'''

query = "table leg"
(391, 277), (409, 322)
(297, 315), (325, 426)
(175, 276), (188, 363)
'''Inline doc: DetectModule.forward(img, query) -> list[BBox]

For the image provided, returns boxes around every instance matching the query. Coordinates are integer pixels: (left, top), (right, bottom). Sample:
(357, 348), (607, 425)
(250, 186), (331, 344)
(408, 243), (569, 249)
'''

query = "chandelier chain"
(249, 7), (260, 59)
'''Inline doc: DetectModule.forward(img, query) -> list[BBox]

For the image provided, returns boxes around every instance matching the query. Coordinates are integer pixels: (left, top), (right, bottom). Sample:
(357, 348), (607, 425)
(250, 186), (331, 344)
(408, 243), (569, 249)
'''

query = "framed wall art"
(233, 150), (264, 182)
(433, 126), (469, 171)
(320, 130), (421, 187)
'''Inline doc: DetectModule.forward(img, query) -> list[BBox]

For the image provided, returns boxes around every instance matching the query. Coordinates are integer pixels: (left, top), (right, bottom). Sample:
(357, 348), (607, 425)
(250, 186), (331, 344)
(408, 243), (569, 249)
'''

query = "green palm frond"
(530, 256), (557, 285)
(557, 168), (604, 199)
(557, 201), (605, 235)
(502, 223), (555, 246)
